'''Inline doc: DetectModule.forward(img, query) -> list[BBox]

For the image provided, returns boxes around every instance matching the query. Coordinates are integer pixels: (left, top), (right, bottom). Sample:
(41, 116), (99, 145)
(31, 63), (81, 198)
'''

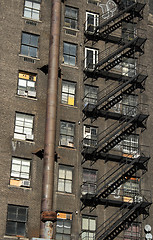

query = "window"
(124, 223), (141, 240)
(81, 216), (96, 240)
(85, 12), (99, 32)
(124, 178), (140, 197)
(83, 125), (98, 147)
(64, 6), (78, 29)
(21, 32), (39, 58)
(82, 169), (97, 195)
(17, 71), (36, 98)
(122, 94), (138, 116)
(58, 165), (73, 193)
(61, 80), (76, 106)
(122, 58), (136, 77)
(24, 0), (41, 20)
(122, 21), (136, 42)
(122, 134), (139, 154)
(85, 48), (98, 70)
(60, 121), (75, 147)
(14, 113), (34, 141)
(63, 42), (77, 66)
(56, 212), (72, 240)
(10, 157), (31, 180)
(6, 205), (28, 236)
(87, 0), (100, 5)
(84, 85), (98, 106)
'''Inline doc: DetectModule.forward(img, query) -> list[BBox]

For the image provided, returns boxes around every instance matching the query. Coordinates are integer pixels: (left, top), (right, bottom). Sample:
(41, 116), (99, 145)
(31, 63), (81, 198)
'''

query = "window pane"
(33, 2), (40, 10)
(17, 222), (26, 236)
(64, 43), (69, 54)
(21, 45), (29, 56)
(89, 219), (96, 231)
(25, 1), (32, 7)
(17, 207), (27, 221)
(30, 35), (38, 47)
(64, 221), (71, 234)
(24, 8), (31, 18)
(65, 180), (72, 193)
(56, 220), (64, 233)
(58, 179), (65, 192)
(32, 10), (39, 20)
(22, 33), (30, 45)
(29, 46), (37, 58)
(66, 169), (72, 180)
(6, 221), (16, 235)
(82, 218), (88, 230)
(8, 205), (17, 220)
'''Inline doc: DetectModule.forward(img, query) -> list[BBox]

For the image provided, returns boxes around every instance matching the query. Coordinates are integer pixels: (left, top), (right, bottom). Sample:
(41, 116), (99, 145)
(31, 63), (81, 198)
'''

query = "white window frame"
(83, 125), (98, 147)
(85, 12), (99, 32)
(58, 165), (73, 193)
(85, 48), (98, 70)
(23, 0), (41, 21)
(10, 157), (31, 180)
(81, 216), (96, 240)
(61, 80), (76, 106)
(14, 113), (34, 141)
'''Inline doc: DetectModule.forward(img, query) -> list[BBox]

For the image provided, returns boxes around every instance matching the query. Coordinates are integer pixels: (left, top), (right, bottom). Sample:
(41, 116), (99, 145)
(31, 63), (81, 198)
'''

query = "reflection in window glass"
(63, 42), (77, 66)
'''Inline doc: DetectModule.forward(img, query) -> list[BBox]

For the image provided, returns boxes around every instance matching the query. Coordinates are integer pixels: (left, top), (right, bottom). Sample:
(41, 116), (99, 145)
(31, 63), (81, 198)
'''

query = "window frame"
(59, 121), (75, 148)
(63, 42), (77, 66)
(84, 84), (98, 106)
(6, 205), (28, 237)
(23, 0), (41, 21)
(83, 125), (98, 147)
(58, 165), (73, 193)
(81, 215), (96, 240)
(17, 71), (37, 98)
(85, 47), (98, 70)
(61, 80), (76, 106)
(82, 168), (97, 195)
(64, 6), (79, 30)
(122, 134), (139, 155)
(20, 32), (39, 58)
(10, 157), (31, 181)
(56, 212), (72, 240)
(85, 12), (99, 33)
(14, 112), (34, 141)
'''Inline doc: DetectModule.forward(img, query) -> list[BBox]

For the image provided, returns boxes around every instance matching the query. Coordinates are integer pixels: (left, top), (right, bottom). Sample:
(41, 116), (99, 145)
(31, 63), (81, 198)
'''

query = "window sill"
(56, 191), (75, 197)
(60, 103), (78, 108)
(63, 26), (79, 32)
(22, 16), (42, 23)
(19, 54), (40, 61)
(8, 185), (32, 190)
(61, 63), (78, 69)
(4, 236), (29, 240)
(58, 146), (76, 151)
(15, 94), (37, 101)
(12, 138), (35, 144)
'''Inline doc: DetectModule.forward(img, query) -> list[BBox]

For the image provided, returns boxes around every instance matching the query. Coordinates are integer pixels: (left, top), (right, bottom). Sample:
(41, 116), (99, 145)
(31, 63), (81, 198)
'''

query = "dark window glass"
(60, 121), (75, 147)
(64, 6), (78, 29)
(21, 33), (39, 58)
(63, 42), (77, 66)
(6, 205), (28, 236)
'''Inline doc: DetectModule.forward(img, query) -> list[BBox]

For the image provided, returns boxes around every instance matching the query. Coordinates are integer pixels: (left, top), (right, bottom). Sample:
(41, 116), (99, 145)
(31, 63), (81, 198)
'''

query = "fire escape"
(81, 0), (151, 239)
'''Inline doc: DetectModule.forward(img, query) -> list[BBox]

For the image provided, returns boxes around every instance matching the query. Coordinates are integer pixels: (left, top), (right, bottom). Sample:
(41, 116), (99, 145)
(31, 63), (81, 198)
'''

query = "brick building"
(1, 0), (153, 239)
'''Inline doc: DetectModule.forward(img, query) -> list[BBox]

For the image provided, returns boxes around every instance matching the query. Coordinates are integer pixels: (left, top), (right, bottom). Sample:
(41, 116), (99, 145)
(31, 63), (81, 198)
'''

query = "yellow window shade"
(68, 96), (74, 106)
(19, 72), (30, 80)
(10, 179), (22, 187)
(123, 196), (133, 203)
(57, 212), (72, 220)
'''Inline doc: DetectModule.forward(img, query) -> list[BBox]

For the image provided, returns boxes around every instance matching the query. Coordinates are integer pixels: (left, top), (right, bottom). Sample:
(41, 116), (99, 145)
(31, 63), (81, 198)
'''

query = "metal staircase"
(80, 1), (151, 239)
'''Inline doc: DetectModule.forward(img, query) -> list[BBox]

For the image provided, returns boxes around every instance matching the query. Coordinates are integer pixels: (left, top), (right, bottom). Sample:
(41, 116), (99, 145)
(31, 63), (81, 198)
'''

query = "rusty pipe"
(40, 0), (61, 238)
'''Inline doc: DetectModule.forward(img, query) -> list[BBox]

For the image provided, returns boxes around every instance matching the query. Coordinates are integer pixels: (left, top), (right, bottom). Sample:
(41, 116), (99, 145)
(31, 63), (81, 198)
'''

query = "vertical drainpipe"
(40, 0), (61, 238)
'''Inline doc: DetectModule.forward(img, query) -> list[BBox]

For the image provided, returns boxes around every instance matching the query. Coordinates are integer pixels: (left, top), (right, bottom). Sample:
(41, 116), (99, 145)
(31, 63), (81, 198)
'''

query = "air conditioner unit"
(28, 91), (36, 98)
(21, 180), (30, 187)
(18, 90), (27, 96)
(26, 134), (34, 140)
(134, 195), (143, 203)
